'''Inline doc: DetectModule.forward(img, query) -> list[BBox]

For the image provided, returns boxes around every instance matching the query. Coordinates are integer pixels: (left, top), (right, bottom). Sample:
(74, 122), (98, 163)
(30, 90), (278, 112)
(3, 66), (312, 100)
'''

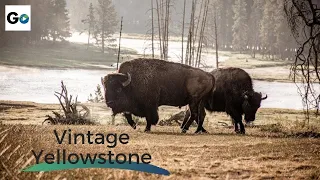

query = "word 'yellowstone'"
(32, 149), (152, 164)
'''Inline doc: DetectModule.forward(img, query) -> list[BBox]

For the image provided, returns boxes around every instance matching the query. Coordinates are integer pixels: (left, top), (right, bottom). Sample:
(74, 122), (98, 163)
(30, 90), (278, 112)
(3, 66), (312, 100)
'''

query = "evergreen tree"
(42, 0), (55, 40)
(51, 0), (71, 42)
(274, 0), (294, 59)
(232, 0), (248, 52)
(260, 0), (277, 59)
(208, 0), (234, 49)
(82, 3), (96, 49)
(224, 0), (235, 49)
(67, 0), (94, 31)
(94, 0), (118, 53)
(206, 0), (221, 47)
(248, 0), (264, 57)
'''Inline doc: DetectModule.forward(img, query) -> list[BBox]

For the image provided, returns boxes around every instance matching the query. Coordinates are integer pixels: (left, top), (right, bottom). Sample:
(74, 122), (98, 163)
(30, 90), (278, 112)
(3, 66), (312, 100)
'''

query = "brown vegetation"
(0, 124), (319, 179)
(1, 101), (320, 179)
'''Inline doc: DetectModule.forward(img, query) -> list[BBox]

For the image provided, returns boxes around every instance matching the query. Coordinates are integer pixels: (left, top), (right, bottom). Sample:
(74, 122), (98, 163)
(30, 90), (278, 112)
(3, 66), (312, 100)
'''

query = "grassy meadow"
(1, 101), (320, 179)
(0, 42), (137, 69)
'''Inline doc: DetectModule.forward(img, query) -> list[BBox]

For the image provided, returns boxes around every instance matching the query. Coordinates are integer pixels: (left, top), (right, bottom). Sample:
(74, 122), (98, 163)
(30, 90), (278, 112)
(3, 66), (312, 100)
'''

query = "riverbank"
(0, 42), (136, 70)
(0, 100), (320, 179)
(217, 51), (292, 82)
(1, 100), (319, 131)
(0, 35), (294, 82)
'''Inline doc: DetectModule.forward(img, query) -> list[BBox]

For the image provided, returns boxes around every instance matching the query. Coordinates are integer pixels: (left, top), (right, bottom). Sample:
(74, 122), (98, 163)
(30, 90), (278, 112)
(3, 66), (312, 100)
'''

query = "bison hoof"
(195, 129), (208, 134)
(144, 129), (151, 132)
(201, 128), (208, 133)
(181, 129), (187, 133)
(236, 130), (245, 134)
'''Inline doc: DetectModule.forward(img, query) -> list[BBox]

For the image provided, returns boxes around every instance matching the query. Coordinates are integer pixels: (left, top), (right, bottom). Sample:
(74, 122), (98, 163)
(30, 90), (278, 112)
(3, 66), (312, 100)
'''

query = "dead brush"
(307, 169), (320, 180)
(259, 123), (284, 133)
(258, 119), (320, 138)
(288, 120), (320, 138)
(158, 111), (197, 127)
(43, 81), (96, 125)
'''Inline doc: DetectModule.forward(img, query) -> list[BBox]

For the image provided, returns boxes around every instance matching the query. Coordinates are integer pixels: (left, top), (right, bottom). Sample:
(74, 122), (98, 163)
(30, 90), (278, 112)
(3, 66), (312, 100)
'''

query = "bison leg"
(231, 115), (245, 134)
(124, 113), (136, 129)
(182, 102), (199, 133)
(181, 114), (195, 133)
(234, 122), (239, 132)
(226, 102), (245, 134)
(182, 108), (208, 133)
(238, 121), (245, 134)
(145, 108), (159, 132)
(181, 108), (191, 130)
(200, 108), (208, 133)
(145, 120), (152, 132)
(195, 102), (207, 134)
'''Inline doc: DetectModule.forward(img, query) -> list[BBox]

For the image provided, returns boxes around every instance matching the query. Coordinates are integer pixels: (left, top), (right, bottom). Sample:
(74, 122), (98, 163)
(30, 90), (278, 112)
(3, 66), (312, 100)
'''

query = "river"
(0, 65), (306, 109)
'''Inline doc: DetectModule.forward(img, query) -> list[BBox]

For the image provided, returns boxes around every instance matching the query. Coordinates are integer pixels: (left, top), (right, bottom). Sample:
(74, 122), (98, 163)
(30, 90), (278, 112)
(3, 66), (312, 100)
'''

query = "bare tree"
(151, 0), (155, 58)
(185, 0), (196, 65)
(214, 8), (219, 69)
(156, 0), (163, 59)
(117, 17), (123, 70)
(284, 0), (320, 121)
(181, 0), (186, 64)
(163, 0), (171, 60)
(154, 0), (171, 60)
(195, 0), (209, 68)
(185, 0), (209, 67)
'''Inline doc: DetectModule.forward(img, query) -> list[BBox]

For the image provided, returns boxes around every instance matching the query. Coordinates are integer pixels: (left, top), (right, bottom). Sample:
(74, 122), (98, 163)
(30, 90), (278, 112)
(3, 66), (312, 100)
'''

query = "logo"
(19, 14), (30, 24)
(5, 5), (31, 31)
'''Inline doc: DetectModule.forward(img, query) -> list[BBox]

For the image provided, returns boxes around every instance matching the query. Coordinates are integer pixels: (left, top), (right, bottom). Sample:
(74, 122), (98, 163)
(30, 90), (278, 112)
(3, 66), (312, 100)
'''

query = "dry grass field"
(1, 101), (320, 179)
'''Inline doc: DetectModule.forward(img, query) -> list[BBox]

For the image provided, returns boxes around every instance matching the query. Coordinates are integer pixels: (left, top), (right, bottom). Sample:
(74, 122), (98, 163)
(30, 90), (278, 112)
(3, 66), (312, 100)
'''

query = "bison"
(181, 67), (267, 134)
(101, 58), (215, 133)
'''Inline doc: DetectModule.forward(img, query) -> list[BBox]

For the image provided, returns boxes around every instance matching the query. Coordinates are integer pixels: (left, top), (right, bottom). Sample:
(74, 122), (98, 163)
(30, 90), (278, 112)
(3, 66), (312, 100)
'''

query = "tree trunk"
(87, 27), (90, 49)
(156, 0), (163, 59)
(151, 0), (155, 59)
(214, 9), (219, 69)
(181, 0), (186, 64)
(117, 17), (123, 70)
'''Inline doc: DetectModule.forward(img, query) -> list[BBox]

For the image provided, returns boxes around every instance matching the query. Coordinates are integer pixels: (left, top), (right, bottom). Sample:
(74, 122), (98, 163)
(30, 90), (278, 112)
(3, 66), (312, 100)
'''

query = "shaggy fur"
(102, 58), (215, 132)
(182, 67), (267, 134)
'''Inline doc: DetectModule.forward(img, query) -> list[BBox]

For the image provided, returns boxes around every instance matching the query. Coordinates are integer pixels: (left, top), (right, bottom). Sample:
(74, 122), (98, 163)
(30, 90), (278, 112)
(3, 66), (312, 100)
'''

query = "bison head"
(242, 91), (267, 123)
(101, 73), (131, 114)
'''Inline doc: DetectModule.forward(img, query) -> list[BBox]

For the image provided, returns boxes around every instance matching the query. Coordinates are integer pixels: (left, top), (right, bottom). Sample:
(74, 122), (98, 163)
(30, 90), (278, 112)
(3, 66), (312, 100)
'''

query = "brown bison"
(181, 67), (267, 134)
(101, 58), (215, 132)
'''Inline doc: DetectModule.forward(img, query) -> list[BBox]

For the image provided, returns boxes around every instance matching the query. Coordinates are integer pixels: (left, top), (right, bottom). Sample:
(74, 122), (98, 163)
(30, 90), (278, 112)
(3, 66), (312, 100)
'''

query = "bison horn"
(244, 95), (248, 100)
(243, 91), (249, 100)
(261, 94), (268, 100)
(122, 73), (131, 87)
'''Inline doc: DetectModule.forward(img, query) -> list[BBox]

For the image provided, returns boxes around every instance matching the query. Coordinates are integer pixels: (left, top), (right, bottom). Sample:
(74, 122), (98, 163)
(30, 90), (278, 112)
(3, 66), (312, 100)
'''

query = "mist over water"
(0, 65), (307, 109)
(0, 66), (111, 103)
